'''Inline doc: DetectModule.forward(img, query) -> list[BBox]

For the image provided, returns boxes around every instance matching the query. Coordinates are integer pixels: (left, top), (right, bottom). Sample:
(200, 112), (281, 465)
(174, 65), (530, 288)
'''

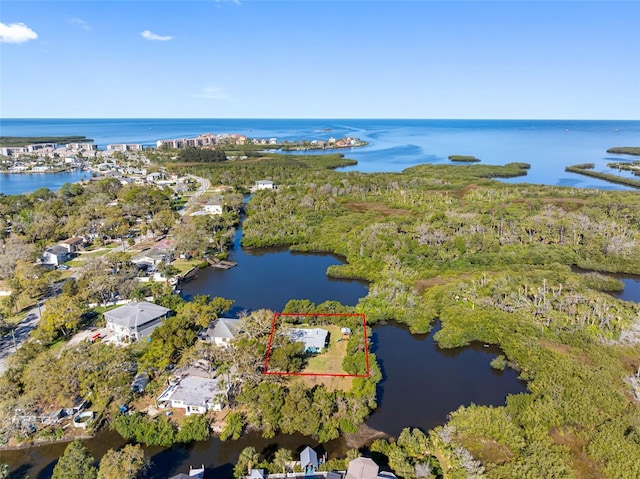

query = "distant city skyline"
(1, 1), (639, 120)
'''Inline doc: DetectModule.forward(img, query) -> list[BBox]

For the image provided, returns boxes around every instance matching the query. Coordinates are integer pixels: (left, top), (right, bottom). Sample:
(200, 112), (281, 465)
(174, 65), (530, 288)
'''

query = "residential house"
(58, 237), (84, 254)
(157, 375), (229, 414)
(255, 180), (275, 190)
(42, 245), (70, 266)
(286, 328), (329, 353)
(132, 248), (171, 270)
(300, 446), (319, 474)
(249, 469), (265, 479)
(168, 466), (204, 479)
(104, 301), (172, 343)
(131, 373), (149, 393)
(202, 195), (224, 215)
(201, 318), (241, 347)
(345, 457), (396, 479)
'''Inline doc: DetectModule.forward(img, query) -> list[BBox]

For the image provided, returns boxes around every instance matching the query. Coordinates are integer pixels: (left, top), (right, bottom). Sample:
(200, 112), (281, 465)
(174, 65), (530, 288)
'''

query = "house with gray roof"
(203, 195), (224, 215)
(41, 245), (70, 266)
(255, 179), (275, 190)
(104, 301), (171, 343)
(286, 327), (329, 353)
(346, 457), (393, 479)
(202, 318), (242, 346)
(300, 446), (319, 473)
(132, 248), (170, 269)
(249, 469), (265, 479)
(157, 375), (229, 414)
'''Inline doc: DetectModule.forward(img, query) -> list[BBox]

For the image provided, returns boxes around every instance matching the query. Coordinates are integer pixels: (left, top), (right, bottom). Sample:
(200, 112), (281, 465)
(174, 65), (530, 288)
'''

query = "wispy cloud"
(0, 22), (38, 44)
(214, 0), (241, 5)
(141, 30), (173, 42)
(69, 17), (91, 31)
(198, 86), (229, 100)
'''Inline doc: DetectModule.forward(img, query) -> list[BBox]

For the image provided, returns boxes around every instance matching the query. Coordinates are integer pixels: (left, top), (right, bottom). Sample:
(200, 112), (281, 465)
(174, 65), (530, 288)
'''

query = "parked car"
(56, 264), (70, 270)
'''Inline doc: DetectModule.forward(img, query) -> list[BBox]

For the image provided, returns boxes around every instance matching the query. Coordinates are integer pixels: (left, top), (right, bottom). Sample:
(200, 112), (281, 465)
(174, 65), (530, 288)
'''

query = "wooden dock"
(206, 258), (237, 269)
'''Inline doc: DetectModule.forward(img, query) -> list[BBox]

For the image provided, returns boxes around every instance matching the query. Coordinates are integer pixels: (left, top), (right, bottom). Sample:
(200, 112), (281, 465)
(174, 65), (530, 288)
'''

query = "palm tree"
(273, 449), (293, 478)
(238, 446), (260, 477)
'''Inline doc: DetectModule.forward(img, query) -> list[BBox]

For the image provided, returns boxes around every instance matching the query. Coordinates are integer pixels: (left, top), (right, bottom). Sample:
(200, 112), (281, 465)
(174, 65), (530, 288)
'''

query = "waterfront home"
(203, 195), (224, 215)
(345, 457), (395, 479)
(286, 328), (329, 353)
(300, 446), (319, 473)
(255, 179), (275, 190)
(104, 301), (171, 343)
(157, 375), (229, 414)
(201, 318), (242, 346)
(168, 465), (205, 479)
(132, 248), (171, 270)
(249, 469), (265, 479)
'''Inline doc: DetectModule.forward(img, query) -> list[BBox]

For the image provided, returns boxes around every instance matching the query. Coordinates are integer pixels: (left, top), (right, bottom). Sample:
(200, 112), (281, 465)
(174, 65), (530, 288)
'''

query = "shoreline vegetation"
(606, 146), (640, 156)
(448, 155), (481, 162)
(565, 162), (640, 188)
(2, 140), (640, 478)
(0, 136), (93, 147)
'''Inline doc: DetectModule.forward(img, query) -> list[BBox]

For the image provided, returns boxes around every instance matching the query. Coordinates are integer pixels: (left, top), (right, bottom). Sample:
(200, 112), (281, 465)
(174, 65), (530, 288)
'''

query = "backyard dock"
(206, 258), (237, 269)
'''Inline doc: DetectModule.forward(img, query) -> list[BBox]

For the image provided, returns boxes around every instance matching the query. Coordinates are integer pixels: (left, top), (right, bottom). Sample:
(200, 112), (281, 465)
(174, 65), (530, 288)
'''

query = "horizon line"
(2, 117), (639, 122)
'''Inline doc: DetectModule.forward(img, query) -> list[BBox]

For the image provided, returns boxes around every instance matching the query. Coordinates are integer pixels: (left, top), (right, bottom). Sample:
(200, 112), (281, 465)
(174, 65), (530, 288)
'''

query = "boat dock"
(206, 258), (237, 269)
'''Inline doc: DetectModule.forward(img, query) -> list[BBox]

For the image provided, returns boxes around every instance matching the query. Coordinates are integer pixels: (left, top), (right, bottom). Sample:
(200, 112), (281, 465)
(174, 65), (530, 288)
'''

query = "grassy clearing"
(294, 374), (353, 393)
(171, 258), (200, 275)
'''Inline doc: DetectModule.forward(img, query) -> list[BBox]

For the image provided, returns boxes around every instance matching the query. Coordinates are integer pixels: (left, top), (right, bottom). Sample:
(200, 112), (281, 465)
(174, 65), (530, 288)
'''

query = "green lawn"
(170, 258), (200, 275)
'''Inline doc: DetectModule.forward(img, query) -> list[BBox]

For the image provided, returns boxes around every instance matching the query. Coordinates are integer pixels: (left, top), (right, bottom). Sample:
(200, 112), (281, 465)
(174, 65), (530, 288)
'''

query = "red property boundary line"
(263, 312), (370, 378)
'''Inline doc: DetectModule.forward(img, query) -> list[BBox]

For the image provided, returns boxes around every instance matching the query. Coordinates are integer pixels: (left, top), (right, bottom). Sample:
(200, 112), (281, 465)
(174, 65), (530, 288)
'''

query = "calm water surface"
(180, 226), (368, 313)
(0, 171), (90, 196)
(2, 119), (639, 191)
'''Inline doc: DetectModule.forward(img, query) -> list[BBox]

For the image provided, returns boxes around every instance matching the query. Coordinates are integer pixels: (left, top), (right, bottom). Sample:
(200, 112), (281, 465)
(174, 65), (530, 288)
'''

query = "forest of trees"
(178, 147), (227, 163)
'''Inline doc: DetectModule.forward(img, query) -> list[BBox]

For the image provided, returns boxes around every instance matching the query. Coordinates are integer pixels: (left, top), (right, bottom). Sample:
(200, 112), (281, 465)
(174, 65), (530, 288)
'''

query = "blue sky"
(1, 1), (639, 119)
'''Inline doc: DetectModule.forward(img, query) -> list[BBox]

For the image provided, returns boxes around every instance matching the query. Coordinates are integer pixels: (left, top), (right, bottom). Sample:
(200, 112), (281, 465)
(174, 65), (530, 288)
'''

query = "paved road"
(0, 282), (63, 373)
(0, 304), (42, 373)
(178, 175), (211, 216)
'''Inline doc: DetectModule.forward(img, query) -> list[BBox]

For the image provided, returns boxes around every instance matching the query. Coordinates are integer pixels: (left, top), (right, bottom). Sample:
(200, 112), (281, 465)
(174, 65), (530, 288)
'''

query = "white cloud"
(0, 22), (38, 44)
(69, 17), (91, 31)
(198, 86), (229, 100)
(141, 30), (173, 42)
(214, 0), (241, 5)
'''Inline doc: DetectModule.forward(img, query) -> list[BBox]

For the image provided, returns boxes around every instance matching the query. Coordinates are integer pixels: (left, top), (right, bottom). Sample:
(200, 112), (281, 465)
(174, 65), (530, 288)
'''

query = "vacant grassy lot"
(295, 374), (353, 393)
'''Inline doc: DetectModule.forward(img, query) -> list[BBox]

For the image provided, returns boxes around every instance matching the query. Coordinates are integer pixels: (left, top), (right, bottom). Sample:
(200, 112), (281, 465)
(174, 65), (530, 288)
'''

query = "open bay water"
(0, 171), (91, 196)
(2, 119), (639, 192)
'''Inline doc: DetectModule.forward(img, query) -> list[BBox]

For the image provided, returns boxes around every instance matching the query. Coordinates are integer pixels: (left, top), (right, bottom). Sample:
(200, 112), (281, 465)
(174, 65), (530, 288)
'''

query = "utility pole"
(11, 327), (17, 352)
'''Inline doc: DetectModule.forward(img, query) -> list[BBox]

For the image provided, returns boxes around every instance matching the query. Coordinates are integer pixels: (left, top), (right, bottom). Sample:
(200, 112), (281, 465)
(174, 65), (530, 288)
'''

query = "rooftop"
(158, 375), (228, 406)
(287, 328), (328, 352)
(104, 301), (171, 329)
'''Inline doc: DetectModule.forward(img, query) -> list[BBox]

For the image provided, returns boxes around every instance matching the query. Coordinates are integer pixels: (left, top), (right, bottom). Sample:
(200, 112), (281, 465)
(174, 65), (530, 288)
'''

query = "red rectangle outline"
(263, 312), (370, 378)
